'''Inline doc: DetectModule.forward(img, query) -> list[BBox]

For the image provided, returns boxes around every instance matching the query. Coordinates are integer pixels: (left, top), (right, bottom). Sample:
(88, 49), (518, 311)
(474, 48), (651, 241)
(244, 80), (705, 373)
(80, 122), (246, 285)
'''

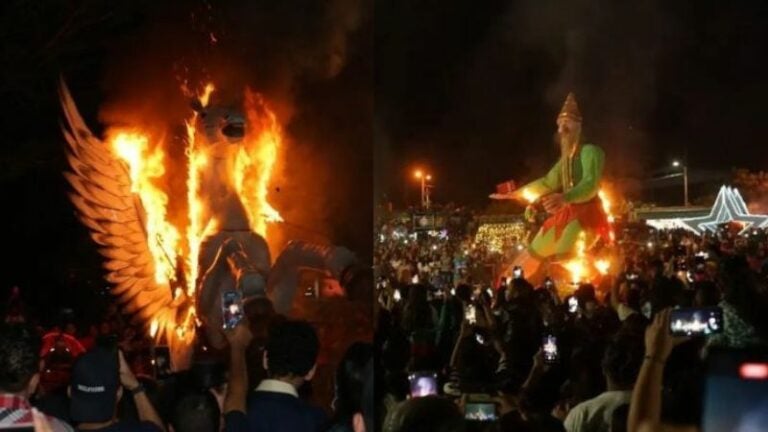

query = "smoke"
(376, 0), (677, 206)
(95, 0), (371, 258)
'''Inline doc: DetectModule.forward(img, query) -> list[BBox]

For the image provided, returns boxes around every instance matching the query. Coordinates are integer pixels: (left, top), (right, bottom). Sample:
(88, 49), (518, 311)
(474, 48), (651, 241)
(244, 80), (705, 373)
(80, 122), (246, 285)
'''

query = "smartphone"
(512, 266), (523, 279)
(465, 304), (477, 324)
(153, 345), (172, 379)
(542, 335), (559, 363)
(221, 291), (244, 330)
(703, 348), (768, 432)
(626, 272), (639, 281)
(408, 371), (438, 398)
(393, 289), (402, 302)
(464, 402), (499, 422)
(544, 277), (554, 289)
(567, 296), (578, 314)
(641, 301), (652, 319)
(669, 307), (724, 336)
(303, 285), (318, 298)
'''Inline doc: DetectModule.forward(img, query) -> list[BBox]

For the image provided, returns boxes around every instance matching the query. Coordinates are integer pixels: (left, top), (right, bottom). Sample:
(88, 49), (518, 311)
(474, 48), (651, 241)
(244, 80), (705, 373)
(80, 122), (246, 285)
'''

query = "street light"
(413, 169), (433, 209)
(672, 160), (689, 207)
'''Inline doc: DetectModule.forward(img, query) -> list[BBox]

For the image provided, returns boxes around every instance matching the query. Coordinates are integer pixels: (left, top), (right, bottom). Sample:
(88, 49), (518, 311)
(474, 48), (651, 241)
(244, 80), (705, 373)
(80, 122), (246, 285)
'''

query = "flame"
(522, 188), (538, 203)
(595, 259), (610, 275)
(111, 131), (180, 284)
(184, 83), (214, 297)
(105, 81), (283, 348)
(233, 90), (283, 237)
(564, 232), (587, 284)
(598, 189), (615, 223)
(149, 319), (159, 338)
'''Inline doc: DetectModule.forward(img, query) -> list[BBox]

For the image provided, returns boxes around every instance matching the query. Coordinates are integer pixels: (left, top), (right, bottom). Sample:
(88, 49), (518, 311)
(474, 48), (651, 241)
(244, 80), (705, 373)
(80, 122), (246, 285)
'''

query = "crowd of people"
(374, 213), (768, 432)
(1, 292), (374, 432)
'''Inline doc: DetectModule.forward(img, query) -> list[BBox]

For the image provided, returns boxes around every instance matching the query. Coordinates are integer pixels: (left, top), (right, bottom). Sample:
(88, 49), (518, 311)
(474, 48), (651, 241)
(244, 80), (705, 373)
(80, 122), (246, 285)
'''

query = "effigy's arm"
(563, 144), (604, 203)
(521, 159), (562, 199)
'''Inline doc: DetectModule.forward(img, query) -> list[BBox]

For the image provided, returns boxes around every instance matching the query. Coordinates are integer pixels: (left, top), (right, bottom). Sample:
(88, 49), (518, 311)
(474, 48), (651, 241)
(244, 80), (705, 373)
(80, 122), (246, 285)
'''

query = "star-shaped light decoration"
(680, 186), (768, 235)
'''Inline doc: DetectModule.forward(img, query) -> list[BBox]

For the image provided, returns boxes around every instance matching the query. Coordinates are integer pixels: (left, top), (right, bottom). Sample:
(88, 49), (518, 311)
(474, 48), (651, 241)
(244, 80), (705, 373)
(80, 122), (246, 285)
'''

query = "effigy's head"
(192, 100), (246, 145)
(557, 92), (582, 153)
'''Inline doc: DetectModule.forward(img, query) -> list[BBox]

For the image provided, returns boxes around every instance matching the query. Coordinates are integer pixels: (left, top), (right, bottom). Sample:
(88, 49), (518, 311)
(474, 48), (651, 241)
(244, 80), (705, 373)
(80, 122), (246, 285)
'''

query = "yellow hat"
(558, 92), (582, 122)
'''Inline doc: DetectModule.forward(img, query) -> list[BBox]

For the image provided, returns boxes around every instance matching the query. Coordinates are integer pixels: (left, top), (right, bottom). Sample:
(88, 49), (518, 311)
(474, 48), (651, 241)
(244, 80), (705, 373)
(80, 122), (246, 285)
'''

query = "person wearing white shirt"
(564, 336), (644, 432)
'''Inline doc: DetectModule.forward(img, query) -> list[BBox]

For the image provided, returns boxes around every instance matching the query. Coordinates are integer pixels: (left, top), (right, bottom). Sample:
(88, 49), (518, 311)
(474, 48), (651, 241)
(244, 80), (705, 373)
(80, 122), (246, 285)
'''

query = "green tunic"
(522, 144), (605, 259)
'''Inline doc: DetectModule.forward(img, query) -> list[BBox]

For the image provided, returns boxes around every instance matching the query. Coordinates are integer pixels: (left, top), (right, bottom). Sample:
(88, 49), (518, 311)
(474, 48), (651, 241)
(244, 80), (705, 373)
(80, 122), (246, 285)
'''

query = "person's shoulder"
(580, 143), (604, 157)
(563, 400), (588, 431)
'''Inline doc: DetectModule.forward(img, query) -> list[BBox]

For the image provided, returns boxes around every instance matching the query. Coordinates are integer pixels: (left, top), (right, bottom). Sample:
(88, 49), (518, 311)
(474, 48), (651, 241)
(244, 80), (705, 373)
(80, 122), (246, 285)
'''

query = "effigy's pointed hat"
(558, 92), (582, 122)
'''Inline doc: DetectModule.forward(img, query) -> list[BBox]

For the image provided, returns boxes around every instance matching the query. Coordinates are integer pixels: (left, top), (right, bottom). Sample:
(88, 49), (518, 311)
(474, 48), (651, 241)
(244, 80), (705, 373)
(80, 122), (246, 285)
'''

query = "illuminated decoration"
(646, 186), (768, 235)
(474, 222), (527, 253)
(595, 259), (610, 275)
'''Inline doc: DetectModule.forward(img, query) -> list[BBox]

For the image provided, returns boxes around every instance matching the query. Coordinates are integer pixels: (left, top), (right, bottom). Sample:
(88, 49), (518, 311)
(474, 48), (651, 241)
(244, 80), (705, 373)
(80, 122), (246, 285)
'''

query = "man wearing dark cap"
(69, 348), (164, 432)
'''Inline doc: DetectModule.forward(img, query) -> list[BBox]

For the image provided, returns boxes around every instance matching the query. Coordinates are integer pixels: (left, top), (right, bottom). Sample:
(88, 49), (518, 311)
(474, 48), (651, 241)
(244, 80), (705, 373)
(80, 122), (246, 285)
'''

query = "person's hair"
(333, 342), (374, 425)
(0, 324), (40, 393)
(602, 335), (643, 388)
(611, 404), (629, 432)
(169, 392), (221, 432)
(693, 280), (720, 307)
(383, 396), (464, 432)
(455, 284), (472, 303)
(575, 284), (597, 304)
(266, 320), (319, 378)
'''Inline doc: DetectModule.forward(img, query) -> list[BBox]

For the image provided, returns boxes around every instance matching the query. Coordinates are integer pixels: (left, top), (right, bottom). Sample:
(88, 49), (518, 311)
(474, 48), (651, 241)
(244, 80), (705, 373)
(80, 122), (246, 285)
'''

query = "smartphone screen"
(703, 349), (768, 431)
(567, 296), (578, 314)
(464, 402), (498, 422)
(542, 335), (558, 363)
(393, 289), (402, 302)
(222, 291), (244, 330)
(512, 266), (523, 279)
(669, 307), (724, 336)
(408, 371), (438, 398)
(465, 304), (477, 324)
(153, 345), (172, 379)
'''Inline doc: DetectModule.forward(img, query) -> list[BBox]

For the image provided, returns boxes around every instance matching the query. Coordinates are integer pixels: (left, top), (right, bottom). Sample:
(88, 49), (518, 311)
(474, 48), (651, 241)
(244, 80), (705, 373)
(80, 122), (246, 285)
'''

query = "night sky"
(375, 0), (768, 208)
(0, 0), (371, 322)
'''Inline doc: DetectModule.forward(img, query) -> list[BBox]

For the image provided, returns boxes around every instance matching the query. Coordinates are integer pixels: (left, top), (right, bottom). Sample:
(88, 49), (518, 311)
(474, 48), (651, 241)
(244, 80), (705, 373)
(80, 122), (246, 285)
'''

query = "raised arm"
(563, 144), (604, 204)
(521, 158), (562, 199)
(224, 321), (253, 414)
(119, 350), (166, 432)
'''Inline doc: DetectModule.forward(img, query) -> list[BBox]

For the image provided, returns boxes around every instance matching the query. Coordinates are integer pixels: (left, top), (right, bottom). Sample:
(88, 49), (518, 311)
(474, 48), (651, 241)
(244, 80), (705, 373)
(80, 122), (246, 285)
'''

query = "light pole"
(413, 170), (433, 209)
(672, 160), (689, 207)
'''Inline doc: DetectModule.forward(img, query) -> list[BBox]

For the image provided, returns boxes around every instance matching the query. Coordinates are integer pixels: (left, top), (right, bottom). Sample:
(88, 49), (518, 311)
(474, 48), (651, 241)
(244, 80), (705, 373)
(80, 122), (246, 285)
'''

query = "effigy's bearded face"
(557, 117), (581, 154)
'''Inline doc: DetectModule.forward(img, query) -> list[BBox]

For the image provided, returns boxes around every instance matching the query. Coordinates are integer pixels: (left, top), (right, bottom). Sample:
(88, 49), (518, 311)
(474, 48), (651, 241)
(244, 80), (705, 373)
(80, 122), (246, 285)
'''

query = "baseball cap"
(69, 346), (120, 423)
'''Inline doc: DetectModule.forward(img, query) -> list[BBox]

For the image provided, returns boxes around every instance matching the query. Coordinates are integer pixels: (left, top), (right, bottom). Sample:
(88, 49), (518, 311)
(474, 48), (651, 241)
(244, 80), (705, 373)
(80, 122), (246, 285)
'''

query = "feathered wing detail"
(59, 79), (173, 324)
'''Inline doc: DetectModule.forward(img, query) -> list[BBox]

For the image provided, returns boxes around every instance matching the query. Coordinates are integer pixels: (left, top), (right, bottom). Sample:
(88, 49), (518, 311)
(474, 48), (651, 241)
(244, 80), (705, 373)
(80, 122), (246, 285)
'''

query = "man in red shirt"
(0, 324), (73, 432)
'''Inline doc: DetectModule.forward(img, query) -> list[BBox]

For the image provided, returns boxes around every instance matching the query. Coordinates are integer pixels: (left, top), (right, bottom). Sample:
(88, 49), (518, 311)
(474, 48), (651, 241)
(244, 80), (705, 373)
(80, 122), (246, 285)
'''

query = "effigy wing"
(59, 79), (172, 324)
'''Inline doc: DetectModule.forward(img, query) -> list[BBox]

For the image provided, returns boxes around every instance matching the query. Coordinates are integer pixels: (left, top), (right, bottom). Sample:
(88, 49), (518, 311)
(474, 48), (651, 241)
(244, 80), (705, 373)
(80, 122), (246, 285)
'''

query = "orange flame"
(184, 83), (214, 298)
(521, 188), (538, 203)
(111, 131), (180, 285)
(595, 259), (611, 275)
(233, 90), (283, 237)
(106, 81), (283, 346)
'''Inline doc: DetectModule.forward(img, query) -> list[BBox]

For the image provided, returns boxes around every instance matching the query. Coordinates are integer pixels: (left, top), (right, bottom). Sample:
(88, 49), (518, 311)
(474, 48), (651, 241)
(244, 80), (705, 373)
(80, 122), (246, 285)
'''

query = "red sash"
(540, 197), (611, 242)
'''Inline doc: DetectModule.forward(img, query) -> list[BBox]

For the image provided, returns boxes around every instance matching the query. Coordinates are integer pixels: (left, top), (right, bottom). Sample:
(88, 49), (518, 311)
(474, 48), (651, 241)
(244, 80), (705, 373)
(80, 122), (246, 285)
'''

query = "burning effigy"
(59, 78), (360, 367)
(491, 93), (615, 287)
